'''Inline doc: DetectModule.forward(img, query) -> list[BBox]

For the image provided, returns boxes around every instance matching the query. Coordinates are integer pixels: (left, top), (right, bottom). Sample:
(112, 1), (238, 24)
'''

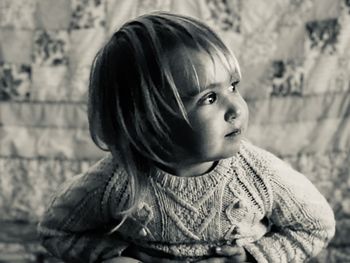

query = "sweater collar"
(152, 147), (242, 189)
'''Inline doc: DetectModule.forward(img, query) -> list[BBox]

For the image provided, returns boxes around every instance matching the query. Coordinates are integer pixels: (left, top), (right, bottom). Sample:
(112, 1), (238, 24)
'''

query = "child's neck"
(157, 160), (218, 177)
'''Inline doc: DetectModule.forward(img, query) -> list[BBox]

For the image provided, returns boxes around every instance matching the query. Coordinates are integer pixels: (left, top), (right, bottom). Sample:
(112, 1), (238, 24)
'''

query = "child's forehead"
(167, 47), (240, 95)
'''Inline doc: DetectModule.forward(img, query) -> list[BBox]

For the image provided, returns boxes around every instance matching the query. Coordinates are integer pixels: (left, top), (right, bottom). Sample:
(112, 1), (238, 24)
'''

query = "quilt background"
(0, 0), (349, 262)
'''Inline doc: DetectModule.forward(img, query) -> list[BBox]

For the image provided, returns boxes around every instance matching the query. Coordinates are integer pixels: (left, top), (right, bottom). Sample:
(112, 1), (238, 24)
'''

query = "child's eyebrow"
(205, 82), (222, 89)
(202, 75), (241, 91)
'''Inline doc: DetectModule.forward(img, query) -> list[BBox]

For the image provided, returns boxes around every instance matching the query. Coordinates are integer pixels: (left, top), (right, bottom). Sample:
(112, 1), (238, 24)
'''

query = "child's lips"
(225, 128), (242, 137)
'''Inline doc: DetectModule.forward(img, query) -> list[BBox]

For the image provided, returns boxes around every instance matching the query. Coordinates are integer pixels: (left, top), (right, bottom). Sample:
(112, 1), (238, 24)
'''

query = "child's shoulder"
(55, 153), (127, 199)
(239, 139), (287, 168)
(238, 139), (299, 182)
(86, 152), (120, 176)
(48, 153), (128, 217)
(239, 140), (308, 187)
(80, 153), (128, 187)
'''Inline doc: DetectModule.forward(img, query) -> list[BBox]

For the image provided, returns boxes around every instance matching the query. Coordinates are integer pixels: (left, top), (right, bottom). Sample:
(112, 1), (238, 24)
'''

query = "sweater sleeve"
(243, 148), (336, 263)
(38, 155), (130, 263)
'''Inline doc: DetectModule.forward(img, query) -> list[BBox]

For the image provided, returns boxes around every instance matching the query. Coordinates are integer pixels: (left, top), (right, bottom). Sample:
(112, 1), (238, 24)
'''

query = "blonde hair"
(88, 12), (239, 224)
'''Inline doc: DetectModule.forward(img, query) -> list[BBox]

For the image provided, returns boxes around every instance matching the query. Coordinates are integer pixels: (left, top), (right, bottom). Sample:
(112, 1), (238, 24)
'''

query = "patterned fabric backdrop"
(0, 0), (349, 262)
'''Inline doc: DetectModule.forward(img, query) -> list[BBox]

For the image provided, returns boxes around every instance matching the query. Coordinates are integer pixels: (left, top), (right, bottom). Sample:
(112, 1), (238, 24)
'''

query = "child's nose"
(224, 104), (241, 123)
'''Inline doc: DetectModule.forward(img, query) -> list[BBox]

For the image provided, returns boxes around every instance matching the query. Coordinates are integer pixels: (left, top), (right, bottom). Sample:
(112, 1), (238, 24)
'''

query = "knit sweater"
(38, 140), (335, 263)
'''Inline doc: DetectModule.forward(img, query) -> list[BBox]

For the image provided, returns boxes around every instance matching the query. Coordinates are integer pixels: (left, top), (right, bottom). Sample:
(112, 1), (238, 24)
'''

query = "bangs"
(173, 46), (241, 99)
(151, 13), (240, 97)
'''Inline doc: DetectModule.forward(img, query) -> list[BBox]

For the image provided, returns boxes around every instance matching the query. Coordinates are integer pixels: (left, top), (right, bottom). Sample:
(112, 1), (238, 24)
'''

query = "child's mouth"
(225, 128), (241, 137)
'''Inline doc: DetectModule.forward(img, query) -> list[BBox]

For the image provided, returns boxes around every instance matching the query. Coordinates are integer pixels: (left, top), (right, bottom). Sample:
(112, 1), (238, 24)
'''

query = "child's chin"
(224, 143), (242, 158)
(217, 149), (240, 160)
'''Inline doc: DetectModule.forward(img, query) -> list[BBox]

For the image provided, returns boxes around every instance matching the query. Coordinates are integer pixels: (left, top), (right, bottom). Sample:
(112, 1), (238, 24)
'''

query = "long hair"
(88, 12), (239, 225)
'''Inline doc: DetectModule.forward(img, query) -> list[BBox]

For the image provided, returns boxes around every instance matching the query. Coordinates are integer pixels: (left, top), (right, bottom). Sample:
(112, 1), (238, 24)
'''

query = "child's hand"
(102, 257), (142, 263)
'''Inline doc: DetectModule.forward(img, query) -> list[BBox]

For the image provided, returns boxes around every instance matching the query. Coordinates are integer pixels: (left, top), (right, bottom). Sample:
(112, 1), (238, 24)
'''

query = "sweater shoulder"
(239, 141), (324, 205)
(45, 153), (129, 227)
(58, 153), (127, 198)
(239, 140), (296, 181)
(239, 140), (286, 168)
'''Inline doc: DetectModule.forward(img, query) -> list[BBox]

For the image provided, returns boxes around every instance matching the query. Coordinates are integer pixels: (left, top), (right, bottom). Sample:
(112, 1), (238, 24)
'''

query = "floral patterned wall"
(0, 0), (349, 262)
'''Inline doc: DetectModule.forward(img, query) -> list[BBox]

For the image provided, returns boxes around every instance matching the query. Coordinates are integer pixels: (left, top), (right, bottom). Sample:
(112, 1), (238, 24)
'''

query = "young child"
(38, 12), (335, 263)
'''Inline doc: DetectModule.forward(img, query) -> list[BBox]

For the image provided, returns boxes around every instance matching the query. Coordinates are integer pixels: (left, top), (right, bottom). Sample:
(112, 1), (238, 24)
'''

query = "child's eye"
(199, 93), (217, 105)
(228, 81), (240, 92)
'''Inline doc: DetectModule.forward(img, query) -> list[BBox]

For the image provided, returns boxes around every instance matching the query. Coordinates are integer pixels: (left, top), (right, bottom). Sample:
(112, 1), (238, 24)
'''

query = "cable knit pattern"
(38, 141), (335, 262)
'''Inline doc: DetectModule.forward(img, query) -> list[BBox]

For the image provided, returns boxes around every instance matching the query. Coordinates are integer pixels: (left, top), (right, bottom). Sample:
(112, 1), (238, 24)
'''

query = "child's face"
(168, 48), (249, 163)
